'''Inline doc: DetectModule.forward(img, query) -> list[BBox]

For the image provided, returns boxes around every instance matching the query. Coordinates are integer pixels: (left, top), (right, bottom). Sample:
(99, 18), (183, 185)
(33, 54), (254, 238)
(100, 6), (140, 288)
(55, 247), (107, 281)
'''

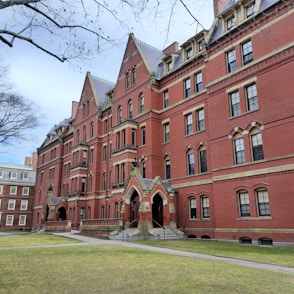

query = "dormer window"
(227, 15), (235, 30)
(198, 40), (204, 52)
(186, 47), (193, 60)
(167, 60), (172, 72)
(246, 2), (255, 18)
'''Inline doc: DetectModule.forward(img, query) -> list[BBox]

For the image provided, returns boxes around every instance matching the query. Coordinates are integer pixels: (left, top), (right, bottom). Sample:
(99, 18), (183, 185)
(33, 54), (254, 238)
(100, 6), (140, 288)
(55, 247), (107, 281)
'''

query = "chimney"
(163, 42), (179, 55)
(71, 101), (79, 119)
(213, 0), (227, 17)
(24, 156), (31, 166)
(24, 152), (38, 171)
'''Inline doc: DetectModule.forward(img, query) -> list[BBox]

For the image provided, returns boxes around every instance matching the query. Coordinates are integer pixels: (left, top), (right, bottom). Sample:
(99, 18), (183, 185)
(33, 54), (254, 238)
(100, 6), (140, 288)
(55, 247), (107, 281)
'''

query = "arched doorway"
(152, 194), (163, 227)
(130, 191), (140, 227)
(57, 206), (67, 220)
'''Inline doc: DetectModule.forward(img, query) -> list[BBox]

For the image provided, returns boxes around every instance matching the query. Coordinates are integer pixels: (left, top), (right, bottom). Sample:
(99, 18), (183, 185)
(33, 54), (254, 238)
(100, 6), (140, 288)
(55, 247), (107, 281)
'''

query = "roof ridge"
(91, 75), (115, 86)
(136, 38), (162, 53)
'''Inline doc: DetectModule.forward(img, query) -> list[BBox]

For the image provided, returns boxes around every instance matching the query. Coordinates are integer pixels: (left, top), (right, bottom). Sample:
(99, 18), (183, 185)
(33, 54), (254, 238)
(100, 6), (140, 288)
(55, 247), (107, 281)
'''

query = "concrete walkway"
(1, 231), (294, 274)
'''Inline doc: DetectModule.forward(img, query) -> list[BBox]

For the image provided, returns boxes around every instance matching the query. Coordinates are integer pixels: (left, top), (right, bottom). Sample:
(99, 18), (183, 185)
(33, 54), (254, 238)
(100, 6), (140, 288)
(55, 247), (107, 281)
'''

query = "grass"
(0, 233), (80, 247)
(137, 239), (294, 267)
(0, 245), (294, 294)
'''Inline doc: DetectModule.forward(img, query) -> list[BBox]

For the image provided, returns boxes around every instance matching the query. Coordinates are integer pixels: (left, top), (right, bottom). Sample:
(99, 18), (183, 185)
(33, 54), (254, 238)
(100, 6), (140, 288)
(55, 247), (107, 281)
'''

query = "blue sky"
(0, 0), (213, 165)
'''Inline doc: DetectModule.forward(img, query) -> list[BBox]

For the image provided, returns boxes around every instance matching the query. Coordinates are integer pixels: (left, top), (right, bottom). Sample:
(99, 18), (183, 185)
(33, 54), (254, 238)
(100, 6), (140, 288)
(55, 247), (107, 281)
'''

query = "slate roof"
(211, 0), (281, 43)
(91, 75), (115, 108)
(136, 38), (165, 74)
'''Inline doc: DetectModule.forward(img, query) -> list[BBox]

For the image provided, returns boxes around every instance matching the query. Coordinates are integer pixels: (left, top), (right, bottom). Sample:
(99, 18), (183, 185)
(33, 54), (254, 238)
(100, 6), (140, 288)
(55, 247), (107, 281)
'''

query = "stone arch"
(57, 206), (67, 221)
(124, 186), (142, 205)
(151, 192), (165, 227)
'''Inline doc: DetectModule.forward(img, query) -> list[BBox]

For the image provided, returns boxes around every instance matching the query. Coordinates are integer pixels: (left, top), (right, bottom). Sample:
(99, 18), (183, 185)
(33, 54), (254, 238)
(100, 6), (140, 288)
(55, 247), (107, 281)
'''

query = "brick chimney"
(163, 42), (179, 55)
(213, 0), (228, 17)
(24, 152), (38, 170)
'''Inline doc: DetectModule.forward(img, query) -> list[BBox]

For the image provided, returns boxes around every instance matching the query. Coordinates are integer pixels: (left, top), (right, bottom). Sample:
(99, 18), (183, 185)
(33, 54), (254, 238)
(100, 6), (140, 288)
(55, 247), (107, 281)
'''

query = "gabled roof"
(90, 74), (115, 108)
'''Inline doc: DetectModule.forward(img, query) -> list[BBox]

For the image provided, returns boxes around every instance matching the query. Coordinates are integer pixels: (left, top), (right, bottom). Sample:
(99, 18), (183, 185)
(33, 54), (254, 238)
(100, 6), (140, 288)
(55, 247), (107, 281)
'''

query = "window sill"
(237, 216), (272, 221)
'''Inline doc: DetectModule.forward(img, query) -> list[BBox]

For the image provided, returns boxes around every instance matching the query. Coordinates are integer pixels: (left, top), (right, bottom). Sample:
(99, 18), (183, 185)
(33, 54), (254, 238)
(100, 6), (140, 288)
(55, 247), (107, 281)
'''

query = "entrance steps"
(108, 227), (184, 241)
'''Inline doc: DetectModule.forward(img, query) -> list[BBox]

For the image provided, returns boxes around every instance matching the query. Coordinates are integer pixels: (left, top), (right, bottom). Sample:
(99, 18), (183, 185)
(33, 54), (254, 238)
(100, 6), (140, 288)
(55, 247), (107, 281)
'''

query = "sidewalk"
(54, 231), (294, 275)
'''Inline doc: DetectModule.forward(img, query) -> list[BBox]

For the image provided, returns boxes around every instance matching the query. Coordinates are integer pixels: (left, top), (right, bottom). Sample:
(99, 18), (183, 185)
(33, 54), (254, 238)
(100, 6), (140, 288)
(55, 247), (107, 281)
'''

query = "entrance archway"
(130, 191), (140, 227)
(152, 193), (163, 227)
(57, 206), (67, 220)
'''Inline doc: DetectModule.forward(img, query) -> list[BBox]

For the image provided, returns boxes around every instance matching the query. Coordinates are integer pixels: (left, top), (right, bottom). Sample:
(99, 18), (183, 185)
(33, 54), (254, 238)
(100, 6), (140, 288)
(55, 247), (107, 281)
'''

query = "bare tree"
(0, 0), (154, 62)
(0, 1), (204, 62)
(0, 66), (39, 144)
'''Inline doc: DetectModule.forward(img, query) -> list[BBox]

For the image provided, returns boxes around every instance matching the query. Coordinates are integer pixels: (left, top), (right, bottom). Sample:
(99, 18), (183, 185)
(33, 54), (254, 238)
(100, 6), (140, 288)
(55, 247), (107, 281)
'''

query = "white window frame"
(20, 200), (28, 210)
(0, 171), (3, 178)
(8, 199), (16, 210)
(10, 172), (17, 179)
(22, 187), (30, 195)
(22, 172), (29, 180)
(19, 215), (26, 226)
(0, 185), (3, 194)
(6, 215), (14, 226)
(10, 186), (17, 195)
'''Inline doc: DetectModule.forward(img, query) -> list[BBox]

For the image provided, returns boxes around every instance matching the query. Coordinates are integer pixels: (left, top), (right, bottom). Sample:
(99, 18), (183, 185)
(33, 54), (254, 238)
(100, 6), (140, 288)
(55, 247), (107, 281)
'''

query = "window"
(196, 108), (205, 131)
(189, 198), (196, 219)
(199, 148), (207, 173)
(246, 83), (258, 111)
(122, 163), (126, 182)
(139, 95), (144, 113)
(89, 148), (94, 164)
(238, 191), (250, 217)
(125, 72), (130, 89)
(251, 133), (264, 161)
(22, 172), (29, 180)
(83, 126), (87, 141)
(186, 47), (193, 60)
(184, 78), (191, 98)
(122, 129), (126, 147)
(165, 158), (171, 179)
(230, 91), (241, 116)
(8, 199), (16, 210)
(118, 106), (122, 123)
(131, 129), (136, 146)
(141, 127), (146, 146)
(90, 122), (94, 138)
(234, 137), (245, 164)
(195, 72), (203, 92)
(163, 90), (169, 108)
(18, 215), (26, 225)
(104, 119), (108, 134)
(22, 187), (29, 195)
(0, 185), (3, 194)
(185, 113), (193, 135)
(6, 215), (14, 226)
(103, 145), (107, 161)
(10, 186), (17, 195)
(128, 101), (133, 119)
(81, 177), (86, 193)
(82, 150), (87, 165)
(115, 202), (119, 218)
(0, 171), (3, 178)
(187, 151), (195, 175)
(163, 123), (170, 143)
(246, 2), (255, 18)
(10, 172), (17, 179)
(256, 190), (270, 216)
(132, 69), (136, 85)
(227, 15), (235, 30)
(201, 197), (210, 218)
(115, 165), (120, 183)
(242, 40), (253, 65)
(227, 49), (237, 73)
(167, 60), (172, 72)
(20, 200), (28, 210)
(102, 173), (106, 190)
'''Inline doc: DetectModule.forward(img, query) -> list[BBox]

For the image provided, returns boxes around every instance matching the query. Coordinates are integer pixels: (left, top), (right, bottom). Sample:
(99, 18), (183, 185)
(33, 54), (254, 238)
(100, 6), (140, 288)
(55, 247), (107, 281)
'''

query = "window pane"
(257, 190), (270, 216)
(234, 138), (245, 164)
(190, 198), (196, 218)
(230, 92), (241, 116)
(239, 192), (250, 217)
(247, 84), (258, 111)
(227, 50), (237, 72)
(252, 133), (264, 161)
(188, 153), (195, 175)
(202, 197), (210, 218)
(242, 40), (253, 64)
(199, 150), (207, 173)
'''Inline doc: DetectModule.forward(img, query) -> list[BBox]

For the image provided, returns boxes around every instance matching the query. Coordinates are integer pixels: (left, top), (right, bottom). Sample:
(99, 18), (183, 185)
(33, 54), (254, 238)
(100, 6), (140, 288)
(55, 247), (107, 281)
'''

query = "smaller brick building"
(0, 154), (37, 231)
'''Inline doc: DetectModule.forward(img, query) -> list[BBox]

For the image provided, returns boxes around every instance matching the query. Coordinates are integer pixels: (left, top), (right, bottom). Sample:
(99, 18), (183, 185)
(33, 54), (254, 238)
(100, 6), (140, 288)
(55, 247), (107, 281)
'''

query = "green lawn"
(137, 239), (294, 267)
(0, 234), (294, 293)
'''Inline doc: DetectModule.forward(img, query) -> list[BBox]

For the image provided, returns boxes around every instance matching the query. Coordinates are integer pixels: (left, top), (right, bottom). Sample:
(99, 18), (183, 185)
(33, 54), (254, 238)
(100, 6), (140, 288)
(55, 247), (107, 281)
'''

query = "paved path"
(1, 231), (294, 274)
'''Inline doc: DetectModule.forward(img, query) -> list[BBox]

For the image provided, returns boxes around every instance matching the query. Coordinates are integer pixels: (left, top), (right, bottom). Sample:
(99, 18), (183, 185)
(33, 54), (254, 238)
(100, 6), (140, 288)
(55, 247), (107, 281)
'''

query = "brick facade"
(32, 0), (294, 244)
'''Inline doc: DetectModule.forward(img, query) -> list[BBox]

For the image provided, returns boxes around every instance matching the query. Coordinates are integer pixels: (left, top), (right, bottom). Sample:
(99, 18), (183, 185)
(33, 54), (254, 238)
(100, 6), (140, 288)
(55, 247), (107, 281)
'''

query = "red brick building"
(0, 154), (37, 231)
(33, 0), (294, 245)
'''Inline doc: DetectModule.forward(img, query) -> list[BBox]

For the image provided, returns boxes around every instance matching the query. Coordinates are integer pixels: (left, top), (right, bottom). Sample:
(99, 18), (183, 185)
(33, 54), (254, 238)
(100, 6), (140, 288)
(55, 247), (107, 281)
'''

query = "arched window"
(251, 130), (264, 161)
(125, 72), (130, 89)
(164, 156), (171, 179)
(187, 149), (195, 175)
(132, 68), (136, 85)
(90, 122), (94, 138)
(128, 100), (133, 119)
(256, 189), (270, 216)
(233, 134), (245, 164)
(189, 197), (196, 219)
(118, 106), (122, 123)
(198, 146), (207, 173)
(201, 196), (210, 218)
(114, 202), (119, 218)
(238, 190), (250, 217)
(139, 94), (144, 113)
(101, 206), (105, 219)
